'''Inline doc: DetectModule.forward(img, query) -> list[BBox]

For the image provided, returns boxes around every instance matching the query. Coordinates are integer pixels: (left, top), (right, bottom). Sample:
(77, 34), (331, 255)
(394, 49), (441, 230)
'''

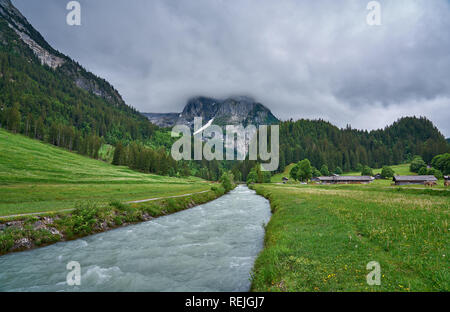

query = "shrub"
(381, 166), (395, 179)
(431, 153), (450, 175)
(220, 171), (235, 192)
(247, 169), (258, 184)
(320, 164), (329, 176)
(211, 185), (225, 196)
(71, 202), (99, 235)
(418, 167), (428, 175)
(428, 168), (443, 179)
(291, 159), (312, 182)
(361, 166), (374, 176)
(410, 156), (426, 173)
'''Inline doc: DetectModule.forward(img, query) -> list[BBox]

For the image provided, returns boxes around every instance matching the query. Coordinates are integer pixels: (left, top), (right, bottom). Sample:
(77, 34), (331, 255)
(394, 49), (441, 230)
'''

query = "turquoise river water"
(0, 185), (271, 291)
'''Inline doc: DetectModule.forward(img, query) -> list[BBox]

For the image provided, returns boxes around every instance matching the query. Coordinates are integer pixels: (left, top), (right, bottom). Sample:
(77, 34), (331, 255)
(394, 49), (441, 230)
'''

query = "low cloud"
(13, 0), (450, 136)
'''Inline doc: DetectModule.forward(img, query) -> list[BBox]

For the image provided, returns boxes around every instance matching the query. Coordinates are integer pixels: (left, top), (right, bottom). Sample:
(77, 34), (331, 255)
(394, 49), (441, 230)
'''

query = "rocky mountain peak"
(143, 96), (279, 128)
(0, 0), (128, 108)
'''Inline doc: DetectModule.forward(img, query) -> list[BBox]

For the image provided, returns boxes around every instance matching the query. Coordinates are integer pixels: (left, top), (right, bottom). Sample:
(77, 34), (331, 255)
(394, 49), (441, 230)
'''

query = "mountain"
(143, 113), (180, 128)
(0, 0), (125, 107)
(143, 96), (279, 128)
(0, 0), (155, 147)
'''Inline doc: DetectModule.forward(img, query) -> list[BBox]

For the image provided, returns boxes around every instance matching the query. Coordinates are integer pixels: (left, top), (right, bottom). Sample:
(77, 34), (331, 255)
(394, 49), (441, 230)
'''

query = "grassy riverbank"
(250, 183), (449, 292)
(0, 187), (226, 255)
(0, 128), (228, 255)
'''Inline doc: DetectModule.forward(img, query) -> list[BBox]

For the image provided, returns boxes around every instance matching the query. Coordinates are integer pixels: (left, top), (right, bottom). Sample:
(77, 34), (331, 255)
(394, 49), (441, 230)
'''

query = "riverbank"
(0, 186), (227, 256)
(249, 183), (449, 291)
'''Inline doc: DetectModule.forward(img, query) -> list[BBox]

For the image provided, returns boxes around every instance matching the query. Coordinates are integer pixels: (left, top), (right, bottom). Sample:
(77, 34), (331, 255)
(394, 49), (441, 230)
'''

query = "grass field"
(342, 163), (415, 176)
(251, 183), (449, 291)
(272, 163), (415, 183)
(0, 129), (211, 216)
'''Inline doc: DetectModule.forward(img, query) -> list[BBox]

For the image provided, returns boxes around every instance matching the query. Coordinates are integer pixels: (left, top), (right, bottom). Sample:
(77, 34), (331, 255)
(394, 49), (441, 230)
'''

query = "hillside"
(0, 0), (156, 146)
(0, 128), (210, 216)
(278, 117), (449, 174)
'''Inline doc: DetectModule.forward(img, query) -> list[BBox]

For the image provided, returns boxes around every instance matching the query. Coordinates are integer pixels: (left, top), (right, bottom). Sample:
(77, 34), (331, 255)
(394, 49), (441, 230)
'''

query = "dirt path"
(0, 190), (211, 219)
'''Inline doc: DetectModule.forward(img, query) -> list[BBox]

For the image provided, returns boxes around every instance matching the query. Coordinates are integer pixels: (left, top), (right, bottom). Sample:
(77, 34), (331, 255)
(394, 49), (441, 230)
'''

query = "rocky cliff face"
(142, 113), (180, 128)
(0, 0), (127, 108)
(143, 96), (279, 128)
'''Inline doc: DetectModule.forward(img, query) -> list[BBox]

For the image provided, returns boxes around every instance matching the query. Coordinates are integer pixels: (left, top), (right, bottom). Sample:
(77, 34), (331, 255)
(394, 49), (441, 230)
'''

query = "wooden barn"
(317, 176), (374, 185)
(392, 175), (437, 186)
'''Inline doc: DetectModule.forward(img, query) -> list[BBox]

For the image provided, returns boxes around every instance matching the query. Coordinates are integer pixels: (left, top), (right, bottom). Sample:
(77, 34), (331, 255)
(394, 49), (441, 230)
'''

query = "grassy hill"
(342, 164), (415, 176)
(271, 164), (296, 182)
(0, 129), (211, 216)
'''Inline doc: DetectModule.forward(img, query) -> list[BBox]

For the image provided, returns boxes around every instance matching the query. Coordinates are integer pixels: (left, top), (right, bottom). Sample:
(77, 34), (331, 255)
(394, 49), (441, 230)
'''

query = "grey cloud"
(12, 0), (450, 136)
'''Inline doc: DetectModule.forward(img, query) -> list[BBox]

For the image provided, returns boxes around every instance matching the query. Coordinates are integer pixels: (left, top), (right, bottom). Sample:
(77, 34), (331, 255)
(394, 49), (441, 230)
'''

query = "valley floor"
(0, 128), (211, 216)
(0, 128), (223, 255)
(250, 182), (449, 292)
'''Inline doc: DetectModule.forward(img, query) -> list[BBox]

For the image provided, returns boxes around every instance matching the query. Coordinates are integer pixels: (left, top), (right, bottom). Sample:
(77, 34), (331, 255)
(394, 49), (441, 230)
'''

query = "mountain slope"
(0, 0), (155, 145)
(143, 96), (279, 128)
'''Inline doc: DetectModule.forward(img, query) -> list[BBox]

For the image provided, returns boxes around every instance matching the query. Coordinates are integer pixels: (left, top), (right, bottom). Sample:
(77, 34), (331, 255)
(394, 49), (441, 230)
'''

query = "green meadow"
(0, 129), (211, 216)
(250, 183), (449, 292)
(271, 163), (415, 183)
(342, 163), (415, 176)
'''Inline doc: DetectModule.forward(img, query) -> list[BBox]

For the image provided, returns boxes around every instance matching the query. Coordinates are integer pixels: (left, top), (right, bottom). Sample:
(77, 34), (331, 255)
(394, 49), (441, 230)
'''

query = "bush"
(220, 171), (235, 192)
(71, 202), (99, 235)
(211, 185), (225, 196)
(247, 169), (258, 184)
(312, 167), (321, 177)
(428, 168), (443, 179)
(431, 153), (450, 175)
(320, 164), (329, 176)
(334, 167), (343, 175)
(291, 159), (312, 182)
(361, 166), (374, 176)
(410, 156), (426, 173)
(418, 167), (428, 175)
(381, 166), (395, 179)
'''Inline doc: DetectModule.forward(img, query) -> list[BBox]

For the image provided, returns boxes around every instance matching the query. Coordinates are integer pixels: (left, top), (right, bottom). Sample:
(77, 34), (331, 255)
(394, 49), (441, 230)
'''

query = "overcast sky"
(12, 0), (450, 136)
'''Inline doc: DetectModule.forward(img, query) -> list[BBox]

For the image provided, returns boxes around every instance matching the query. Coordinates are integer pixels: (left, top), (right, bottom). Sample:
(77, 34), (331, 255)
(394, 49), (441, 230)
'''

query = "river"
(0, 185), (271, 292)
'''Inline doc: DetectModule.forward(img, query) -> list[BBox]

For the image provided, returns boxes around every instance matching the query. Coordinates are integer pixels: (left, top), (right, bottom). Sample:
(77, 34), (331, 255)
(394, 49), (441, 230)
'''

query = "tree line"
(277, 117), (449, 175)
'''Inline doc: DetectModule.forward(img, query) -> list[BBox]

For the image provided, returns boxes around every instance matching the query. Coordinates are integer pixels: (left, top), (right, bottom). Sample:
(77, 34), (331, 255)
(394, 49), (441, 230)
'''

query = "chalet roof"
(392, 175), (437, 182)
(318, 176), (374, 181)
